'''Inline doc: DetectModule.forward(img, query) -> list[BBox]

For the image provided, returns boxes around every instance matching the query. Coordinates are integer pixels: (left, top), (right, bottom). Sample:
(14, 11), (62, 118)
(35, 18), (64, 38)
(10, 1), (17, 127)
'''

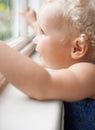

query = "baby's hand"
(19, 8), (41, 35)
(19, 8), (37, 26)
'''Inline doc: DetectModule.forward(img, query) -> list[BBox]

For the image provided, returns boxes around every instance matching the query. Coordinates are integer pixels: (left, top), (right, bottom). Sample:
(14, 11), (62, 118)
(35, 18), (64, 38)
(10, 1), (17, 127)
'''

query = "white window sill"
(0, 83), (63, 130)
(6, 35), (35, 51)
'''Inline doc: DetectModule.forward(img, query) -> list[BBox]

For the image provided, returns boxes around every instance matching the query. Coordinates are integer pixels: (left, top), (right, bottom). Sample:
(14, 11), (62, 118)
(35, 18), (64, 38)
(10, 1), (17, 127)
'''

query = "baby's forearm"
(0, 42), (51, 99)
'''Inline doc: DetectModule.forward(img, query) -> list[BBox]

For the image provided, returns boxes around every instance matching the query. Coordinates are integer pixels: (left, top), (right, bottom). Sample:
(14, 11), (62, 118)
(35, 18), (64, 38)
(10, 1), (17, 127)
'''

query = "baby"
(0, 0), (95, 129)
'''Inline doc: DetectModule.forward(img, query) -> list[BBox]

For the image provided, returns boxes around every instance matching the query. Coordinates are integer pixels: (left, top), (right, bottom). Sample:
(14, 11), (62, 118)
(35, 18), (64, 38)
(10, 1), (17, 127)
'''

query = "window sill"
(6, 35), (35, 53)
(0, 83), (63, 130)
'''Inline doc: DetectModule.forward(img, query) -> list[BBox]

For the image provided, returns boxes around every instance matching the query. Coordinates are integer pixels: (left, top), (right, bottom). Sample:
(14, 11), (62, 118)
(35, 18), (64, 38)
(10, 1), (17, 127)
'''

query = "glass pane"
(0, 0), (13, 40)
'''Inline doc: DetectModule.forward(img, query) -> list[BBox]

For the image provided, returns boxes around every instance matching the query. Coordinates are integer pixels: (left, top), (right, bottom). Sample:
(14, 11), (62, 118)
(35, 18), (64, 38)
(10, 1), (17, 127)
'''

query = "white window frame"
(5, 0), (44, 56)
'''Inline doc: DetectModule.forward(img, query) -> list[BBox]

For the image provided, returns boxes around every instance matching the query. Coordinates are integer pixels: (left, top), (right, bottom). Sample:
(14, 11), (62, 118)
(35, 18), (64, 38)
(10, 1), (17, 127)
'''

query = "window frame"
(4, 0), (40, 55)
(0, 0), (44, 56)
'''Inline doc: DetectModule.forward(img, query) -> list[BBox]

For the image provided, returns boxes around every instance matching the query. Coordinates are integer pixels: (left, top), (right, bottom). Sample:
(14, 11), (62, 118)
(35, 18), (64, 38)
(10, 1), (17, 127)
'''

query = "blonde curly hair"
(45, 0), (95, 60)
(58, 0), (95, 60)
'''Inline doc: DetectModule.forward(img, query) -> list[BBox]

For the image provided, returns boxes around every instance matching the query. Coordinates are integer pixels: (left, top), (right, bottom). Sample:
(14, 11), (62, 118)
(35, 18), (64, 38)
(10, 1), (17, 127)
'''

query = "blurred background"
(0, 0), (12, 40)
(0, 0), (44, 41)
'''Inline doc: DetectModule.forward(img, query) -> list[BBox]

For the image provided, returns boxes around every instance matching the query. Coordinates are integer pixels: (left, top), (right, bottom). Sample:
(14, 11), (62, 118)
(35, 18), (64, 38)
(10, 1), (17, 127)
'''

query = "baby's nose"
(32, 35), (41, 45)
(32, 35), (44, 44)
(32, 36), (38, 45)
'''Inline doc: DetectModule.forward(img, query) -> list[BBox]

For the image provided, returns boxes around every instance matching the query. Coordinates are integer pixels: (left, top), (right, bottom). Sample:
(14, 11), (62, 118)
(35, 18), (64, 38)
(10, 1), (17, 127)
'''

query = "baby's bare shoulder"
(69, 62), (95, 72)
(68, 62), (95, 82)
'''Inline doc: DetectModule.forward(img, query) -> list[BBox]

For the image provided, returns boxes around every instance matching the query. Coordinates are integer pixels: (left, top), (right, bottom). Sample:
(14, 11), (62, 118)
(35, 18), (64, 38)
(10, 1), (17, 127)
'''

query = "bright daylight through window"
(0, 0), (13, 40)
(0, 0), (43, 41)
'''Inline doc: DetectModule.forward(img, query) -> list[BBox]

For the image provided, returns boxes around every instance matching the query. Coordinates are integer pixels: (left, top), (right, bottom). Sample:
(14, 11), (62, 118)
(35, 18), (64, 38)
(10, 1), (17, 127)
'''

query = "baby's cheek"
(39, 56), (47, 68)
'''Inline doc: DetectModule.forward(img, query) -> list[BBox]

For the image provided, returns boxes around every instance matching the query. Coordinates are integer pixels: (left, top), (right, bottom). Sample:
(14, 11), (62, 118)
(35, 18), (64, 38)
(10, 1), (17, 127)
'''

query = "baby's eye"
(40, 28), (45, 34)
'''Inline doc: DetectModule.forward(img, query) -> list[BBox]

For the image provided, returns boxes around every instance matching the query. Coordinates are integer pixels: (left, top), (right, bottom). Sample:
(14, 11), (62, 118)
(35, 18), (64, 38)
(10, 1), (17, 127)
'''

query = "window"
(0, 0), (13, 40)
(0, 0), (44, 93)
(0, 0), (44, 55)
(0, 0), (44, 41)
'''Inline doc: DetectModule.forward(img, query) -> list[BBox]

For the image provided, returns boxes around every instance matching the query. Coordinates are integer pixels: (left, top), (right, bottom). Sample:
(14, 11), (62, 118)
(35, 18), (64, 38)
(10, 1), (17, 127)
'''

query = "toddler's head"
(34, 0), (95, 68)
(59, 0), (95, 60)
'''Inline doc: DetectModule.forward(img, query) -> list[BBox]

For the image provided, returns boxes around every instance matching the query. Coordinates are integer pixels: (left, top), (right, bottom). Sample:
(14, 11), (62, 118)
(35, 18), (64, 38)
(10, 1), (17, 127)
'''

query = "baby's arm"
(19, 8), (41, 34)
(50, 63), (95, 101)
(0, 41), (51, 99)
(0, 41), (95, 101)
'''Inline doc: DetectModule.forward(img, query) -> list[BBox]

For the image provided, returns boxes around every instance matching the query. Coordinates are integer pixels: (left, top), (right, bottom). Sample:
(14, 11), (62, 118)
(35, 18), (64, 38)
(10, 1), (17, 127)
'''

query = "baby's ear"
(71, 34), (89, 59)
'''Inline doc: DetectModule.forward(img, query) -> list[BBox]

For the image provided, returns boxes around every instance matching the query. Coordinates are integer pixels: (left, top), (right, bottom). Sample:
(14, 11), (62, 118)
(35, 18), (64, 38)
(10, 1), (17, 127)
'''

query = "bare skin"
(0, 0), (95, 102)
(0, 41), (95, 101)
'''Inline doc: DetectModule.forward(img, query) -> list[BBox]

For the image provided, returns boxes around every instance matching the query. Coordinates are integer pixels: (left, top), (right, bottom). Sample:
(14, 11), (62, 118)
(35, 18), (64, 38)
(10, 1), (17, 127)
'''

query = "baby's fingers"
(19, 10), (26, 15)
